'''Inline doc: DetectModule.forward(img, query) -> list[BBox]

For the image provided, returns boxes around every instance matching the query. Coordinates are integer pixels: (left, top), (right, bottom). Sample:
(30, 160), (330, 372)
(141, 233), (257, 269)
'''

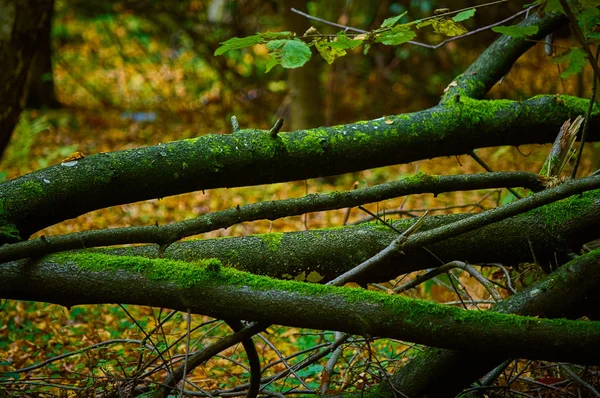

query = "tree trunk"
(281, 0), (325, 130)
(0, 0), (55, 160)
(26, 0), (60, 109)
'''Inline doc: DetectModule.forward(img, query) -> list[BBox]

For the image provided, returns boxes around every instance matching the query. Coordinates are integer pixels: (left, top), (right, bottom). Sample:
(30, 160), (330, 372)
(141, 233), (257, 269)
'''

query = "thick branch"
(1, 95), (598, 240)
(443, 7), (566, 100)
(66, 182), (600, 284)
(0, 171), (545, 262)
(359, 250), (600, 397)
(1, 252), (600, 365)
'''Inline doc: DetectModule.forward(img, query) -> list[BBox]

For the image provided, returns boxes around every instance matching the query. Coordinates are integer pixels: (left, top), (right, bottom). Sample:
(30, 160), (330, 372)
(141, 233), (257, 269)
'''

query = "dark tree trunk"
(281, 0), (325, 130)
(0, 0), (55, 160)
(26, 0), (60, 110)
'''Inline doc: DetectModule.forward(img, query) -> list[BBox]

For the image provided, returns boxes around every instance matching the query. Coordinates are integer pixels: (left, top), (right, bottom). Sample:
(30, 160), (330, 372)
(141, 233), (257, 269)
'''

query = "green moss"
(55, 252), (600, 335)
(526, 189), (599, 229)
(289, 129), (329, 154)
(550, 94), (600, 115)
(58, 252), (223, 289)
(405, 171), (440, 184)
(354, 132), (371, 144)
(21, 180), (44, 197)
(261, 232), (284, 252)
(0, 223), (20, 243)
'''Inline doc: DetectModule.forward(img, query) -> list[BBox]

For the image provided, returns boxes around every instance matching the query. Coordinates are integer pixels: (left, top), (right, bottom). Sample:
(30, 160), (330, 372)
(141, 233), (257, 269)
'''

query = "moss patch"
(260, 232), (284, 252)
(526, 189), (599, 229)
(52, 252), (600, 335)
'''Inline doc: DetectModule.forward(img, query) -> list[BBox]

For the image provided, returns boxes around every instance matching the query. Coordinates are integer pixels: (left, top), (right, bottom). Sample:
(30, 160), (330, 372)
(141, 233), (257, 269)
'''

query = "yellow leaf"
(431, 18), (467, 36)
(62, 151), (86, 163)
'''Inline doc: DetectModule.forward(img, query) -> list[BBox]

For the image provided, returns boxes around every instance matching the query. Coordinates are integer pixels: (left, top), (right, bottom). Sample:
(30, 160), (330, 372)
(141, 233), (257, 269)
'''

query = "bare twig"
(572, 46), (600, 178)
(327, 211), (428, 286)
(394, 261), (502, 302)
(560, 364), (600, 397)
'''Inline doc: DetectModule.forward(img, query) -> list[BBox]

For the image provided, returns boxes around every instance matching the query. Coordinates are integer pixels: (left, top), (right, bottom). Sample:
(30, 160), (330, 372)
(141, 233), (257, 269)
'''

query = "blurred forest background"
(1, 0), (597, 396)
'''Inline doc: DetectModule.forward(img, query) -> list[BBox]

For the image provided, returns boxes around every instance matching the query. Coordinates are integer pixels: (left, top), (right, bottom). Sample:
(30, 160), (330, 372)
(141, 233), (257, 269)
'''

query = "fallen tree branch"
(348, 250), (600, 397)
(0, 94), (597, 241)
(45, 180), (599, 285)
(0, 171), (546, 263)
(1, 252), (600, 365)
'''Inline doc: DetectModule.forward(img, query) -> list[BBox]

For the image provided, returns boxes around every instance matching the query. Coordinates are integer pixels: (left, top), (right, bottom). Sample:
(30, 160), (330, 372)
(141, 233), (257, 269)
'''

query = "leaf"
(431, 19), (468, 36)
(214, 35), (264, 56)
(381, 12), (408, 28)
(453, 9), (476, 22)
(418, 18), (467, 37)
(491, 25), (539, 38)
(329, 31), (363, 50)
(541, 0), (564, 14)
(377, 26), (416, 45)
(265, 39), (312, 71)
(315, 39), (346, 64)
(552, 47), (587, 78)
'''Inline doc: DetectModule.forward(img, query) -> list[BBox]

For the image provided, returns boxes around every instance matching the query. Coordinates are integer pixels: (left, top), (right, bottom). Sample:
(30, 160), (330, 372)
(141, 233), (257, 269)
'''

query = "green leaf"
(381, 12), (408, 28)
(377, 26), (416, 45)
(214, 35), (263, 56)
(491, 25), (539, 38)
(265, 39), (311, 71)
(329, 31), (363, 50)
(553, 47), (588, 78)
(453, 9), (476, 22)
(542, 0), (564, 14)
(315, 39), (346, 64)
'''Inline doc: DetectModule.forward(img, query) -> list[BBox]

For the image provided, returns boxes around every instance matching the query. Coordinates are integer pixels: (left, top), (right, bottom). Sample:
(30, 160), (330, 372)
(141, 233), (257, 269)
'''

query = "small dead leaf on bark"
(61, 151), (86, 163)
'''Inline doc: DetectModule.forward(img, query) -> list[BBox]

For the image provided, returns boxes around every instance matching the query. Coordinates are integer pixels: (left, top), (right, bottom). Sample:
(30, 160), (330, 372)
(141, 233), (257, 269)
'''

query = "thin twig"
(572, 46), (600, 178)
(326, 211), (428, 286)
(560, 364), (600, 397)
(292, 5), (534, 50)
(469, 150), (522, 199)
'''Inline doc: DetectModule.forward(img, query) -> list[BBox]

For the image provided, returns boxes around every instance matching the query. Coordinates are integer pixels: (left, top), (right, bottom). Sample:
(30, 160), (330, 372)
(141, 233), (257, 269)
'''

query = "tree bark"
(0, 94), (597, 241)
(26, 0), (60, 109)
(1, 251), (600, 365)
(347, 251), (600, 397)
(0, 0), (55, 160)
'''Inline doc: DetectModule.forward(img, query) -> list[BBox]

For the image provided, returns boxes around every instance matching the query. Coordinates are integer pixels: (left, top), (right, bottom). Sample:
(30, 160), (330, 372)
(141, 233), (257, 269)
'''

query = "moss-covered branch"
(1, 252), (600, 365)
(355, 250), (600, 398)
(0, 95), (597, 240)
(0, 171), (545, 258)
(442, 7), (567, 100)
(2, 180), (595, 288)
(57, 180), (598, 284)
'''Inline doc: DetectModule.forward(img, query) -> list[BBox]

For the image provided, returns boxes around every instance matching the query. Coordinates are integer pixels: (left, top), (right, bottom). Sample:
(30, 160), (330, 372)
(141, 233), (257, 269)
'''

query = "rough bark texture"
(85, 186), (598, 285)
(0, 0), (54, 159)
(26, 0), (60, 109)
(1, 251), (600, 365)
(352, 251), (600, 398)
(0, 94), (598, 240)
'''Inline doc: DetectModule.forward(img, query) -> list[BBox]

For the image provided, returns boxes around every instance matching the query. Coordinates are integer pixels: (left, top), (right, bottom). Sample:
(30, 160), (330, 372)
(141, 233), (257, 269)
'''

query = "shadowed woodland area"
(1, 0), (600, 397)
